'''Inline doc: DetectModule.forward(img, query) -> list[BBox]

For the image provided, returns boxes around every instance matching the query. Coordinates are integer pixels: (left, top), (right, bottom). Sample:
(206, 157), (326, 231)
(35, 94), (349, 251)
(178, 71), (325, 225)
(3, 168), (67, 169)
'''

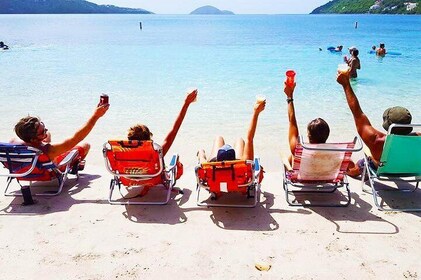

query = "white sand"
(0, 161), (420, 279)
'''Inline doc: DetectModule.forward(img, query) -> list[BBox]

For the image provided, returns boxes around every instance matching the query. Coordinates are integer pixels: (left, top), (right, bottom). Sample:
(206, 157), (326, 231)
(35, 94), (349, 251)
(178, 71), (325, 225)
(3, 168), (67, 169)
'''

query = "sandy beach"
(1, 160), (420, 279)
(1, 13), (421, 280)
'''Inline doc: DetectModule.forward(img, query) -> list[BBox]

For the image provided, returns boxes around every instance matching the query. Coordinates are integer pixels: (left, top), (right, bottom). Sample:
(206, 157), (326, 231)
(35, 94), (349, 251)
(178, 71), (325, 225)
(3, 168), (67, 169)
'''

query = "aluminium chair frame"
(103, 141), (180, 205)
(361, 123), (421, 212)
(195, 157), (262, 208)
(0, 143), (79, 198)
(283, 136), (363, 207)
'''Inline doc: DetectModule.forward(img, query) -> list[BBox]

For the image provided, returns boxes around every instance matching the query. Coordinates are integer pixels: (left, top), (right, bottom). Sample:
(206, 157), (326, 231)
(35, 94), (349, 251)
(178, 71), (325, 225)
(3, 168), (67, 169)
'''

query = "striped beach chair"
(195, 158), (263, 207)
(103, 140), (182, 205)
(282, 136), (362, 207)
(0, 142), (79, 205)
(362, 124), (421, 212)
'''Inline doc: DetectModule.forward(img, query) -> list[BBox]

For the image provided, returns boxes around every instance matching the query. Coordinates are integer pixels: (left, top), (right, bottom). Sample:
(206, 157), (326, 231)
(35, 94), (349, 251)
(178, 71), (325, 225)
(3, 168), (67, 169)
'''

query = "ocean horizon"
(1, 14), (420, 171)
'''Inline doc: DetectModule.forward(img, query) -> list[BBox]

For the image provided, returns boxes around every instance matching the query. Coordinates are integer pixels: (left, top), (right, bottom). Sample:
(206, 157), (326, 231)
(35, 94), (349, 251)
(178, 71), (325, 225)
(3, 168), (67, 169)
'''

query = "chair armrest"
(167, 154), (179, 172)
(57, 149), (79, 168)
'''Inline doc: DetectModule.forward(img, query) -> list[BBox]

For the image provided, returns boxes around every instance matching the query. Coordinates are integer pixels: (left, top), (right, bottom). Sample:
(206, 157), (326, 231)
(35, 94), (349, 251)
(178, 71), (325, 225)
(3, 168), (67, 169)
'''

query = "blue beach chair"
(0, 142), (79, 205)
(361, 124), (421, 212)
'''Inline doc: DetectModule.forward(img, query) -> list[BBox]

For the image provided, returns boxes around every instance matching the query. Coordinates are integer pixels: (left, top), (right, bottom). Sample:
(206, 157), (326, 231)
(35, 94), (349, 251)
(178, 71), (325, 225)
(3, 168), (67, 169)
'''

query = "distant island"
(0, 0), (153, 14)
(311, 0), (420, 14)
(190, 5), (234, 15)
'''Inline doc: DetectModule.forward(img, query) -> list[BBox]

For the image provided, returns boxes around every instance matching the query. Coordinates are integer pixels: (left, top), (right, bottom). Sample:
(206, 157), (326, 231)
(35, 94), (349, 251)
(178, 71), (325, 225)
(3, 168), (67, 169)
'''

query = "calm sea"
(1, 14), (420, 170)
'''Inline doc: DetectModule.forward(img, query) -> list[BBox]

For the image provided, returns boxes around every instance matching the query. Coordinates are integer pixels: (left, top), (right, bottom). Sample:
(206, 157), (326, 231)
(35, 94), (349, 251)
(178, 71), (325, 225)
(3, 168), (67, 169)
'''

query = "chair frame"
(103, 141), (180, 205)
(195, 157), (262, 208)
(0, 143), (79, 199)
(283, 136), (363, 207)
(361, 123), (421, 212)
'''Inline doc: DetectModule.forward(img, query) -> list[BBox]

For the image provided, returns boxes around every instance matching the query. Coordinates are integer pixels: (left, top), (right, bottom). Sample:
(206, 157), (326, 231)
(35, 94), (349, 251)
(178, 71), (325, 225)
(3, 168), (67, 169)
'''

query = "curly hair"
(127, 124), (152, 141)
(14, 116), (41, 143)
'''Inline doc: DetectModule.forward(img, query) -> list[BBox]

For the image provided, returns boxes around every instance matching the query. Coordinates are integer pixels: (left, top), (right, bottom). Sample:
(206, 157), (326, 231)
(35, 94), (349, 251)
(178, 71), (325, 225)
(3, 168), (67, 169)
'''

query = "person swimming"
(0, 41), (9, 50)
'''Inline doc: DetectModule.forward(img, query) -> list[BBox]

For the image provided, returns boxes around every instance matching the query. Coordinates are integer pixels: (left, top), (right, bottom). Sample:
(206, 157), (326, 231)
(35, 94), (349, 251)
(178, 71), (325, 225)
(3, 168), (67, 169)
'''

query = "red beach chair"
(0, 142), (80, 204)
(103, 140), (182, 205)
(195, 158), (263, 207)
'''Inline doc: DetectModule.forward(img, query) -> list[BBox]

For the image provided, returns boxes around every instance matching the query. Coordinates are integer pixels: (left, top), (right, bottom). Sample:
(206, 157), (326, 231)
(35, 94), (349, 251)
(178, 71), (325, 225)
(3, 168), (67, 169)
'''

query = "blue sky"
(93, 0), (329, 14)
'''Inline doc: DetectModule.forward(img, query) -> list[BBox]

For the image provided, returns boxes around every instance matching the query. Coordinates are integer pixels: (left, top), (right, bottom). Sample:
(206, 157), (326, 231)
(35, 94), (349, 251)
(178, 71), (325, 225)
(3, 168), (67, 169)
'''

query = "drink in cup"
(337, 63), (350, 73)
(285, 70), (296, 87)
(98, 94), (109, 107)
(256, 94), (266, 104)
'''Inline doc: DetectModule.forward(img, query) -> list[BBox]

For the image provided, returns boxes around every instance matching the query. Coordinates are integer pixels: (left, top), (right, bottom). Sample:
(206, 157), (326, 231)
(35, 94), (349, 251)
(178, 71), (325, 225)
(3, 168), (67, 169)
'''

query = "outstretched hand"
(185, 89), (198, 105)
(336, 71), (351, 87)
(94, 103), (110, 118)
(284, 82), (296, 98)
(254, 99), (266, 114)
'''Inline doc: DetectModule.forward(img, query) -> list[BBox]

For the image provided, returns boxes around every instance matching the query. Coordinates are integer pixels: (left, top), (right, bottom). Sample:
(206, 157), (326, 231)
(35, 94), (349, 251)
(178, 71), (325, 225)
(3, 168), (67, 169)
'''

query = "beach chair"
(103, 140), (182, 205)
(361, 124), (421, 212)
(282, 136), (362, 207)
(0, 142), (80, 205)
(195, 158), (263, 207)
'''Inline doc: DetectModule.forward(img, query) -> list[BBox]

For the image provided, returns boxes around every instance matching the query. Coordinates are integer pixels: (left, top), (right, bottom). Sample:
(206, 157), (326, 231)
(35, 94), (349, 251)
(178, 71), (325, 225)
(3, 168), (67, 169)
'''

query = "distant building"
(404, 2), (417, 11)
(370, 4), (381, 10)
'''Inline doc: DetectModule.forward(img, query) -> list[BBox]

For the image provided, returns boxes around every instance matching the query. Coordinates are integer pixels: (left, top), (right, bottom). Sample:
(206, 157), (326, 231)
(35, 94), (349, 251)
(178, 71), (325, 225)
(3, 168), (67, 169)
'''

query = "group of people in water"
(11, 69), (419, 203)
(324, 42), (388, 79)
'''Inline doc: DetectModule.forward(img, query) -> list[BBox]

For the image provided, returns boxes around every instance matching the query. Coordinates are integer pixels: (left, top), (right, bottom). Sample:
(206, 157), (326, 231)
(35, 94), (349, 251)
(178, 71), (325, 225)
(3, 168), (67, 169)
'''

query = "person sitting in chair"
(13, 100), (109, 171)
(336, 71), (420, 177)
(127, 89), (197, 156)
(284, 81), (330, 165)
(197, 99), (266, 163)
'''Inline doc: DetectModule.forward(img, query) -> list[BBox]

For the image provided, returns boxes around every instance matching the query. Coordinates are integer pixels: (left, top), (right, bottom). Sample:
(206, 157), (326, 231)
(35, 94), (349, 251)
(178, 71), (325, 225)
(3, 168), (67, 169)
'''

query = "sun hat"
(348, 46), (357, 51)
(382, 106), (413, 135)
(216, 144), (236, 161)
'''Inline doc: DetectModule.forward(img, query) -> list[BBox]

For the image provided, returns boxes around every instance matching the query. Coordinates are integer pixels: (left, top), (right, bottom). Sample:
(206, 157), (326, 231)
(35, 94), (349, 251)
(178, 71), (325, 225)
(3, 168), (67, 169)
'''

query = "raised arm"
(242, 99), (266, 160)
(161, 89), (197, 156)
(284, 82), (298, 156)
(336, 72), (385, 153)
(48, 104), (109, 159)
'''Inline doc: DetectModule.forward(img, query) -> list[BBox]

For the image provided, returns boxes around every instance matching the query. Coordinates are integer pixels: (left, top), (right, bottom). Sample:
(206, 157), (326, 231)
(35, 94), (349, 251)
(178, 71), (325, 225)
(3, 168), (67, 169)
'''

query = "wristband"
(287, 98), (294, 103)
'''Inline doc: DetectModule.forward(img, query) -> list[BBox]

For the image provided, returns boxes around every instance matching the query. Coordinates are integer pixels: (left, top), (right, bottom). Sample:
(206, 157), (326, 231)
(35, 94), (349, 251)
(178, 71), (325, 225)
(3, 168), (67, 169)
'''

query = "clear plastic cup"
(285, 70), (296, 86)
(256, 94), (266, 104)
(337, 63), (350, 73)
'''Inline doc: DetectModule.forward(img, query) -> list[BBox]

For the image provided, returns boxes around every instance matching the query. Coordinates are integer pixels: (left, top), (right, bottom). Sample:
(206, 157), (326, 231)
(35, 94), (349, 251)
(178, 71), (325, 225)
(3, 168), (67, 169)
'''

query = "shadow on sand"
(0, 173), (107, 215)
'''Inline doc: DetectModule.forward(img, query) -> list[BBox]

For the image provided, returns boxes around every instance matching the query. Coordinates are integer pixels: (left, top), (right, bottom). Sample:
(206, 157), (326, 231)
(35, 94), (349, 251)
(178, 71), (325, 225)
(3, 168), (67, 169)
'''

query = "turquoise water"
(1, 14), (420, 170)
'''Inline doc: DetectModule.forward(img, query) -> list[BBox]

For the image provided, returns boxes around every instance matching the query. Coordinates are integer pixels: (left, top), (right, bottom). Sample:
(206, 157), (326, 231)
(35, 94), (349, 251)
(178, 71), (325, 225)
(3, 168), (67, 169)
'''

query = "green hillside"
(0, 0), (153, 14)
(311, 0), (421, 14)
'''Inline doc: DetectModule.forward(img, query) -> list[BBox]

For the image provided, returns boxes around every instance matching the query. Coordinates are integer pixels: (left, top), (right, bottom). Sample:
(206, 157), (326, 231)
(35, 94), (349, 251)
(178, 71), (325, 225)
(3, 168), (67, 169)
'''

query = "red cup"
(98, 94), (109, 107)
(285, 70), (296, 86)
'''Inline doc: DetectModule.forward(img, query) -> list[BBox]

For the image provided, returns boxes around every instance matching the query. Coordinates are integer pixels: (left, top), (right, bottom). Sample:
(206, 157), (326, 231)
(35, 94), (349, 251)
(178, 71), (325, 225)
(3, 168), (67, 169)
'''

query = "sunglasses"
(36, 122), (47, 137)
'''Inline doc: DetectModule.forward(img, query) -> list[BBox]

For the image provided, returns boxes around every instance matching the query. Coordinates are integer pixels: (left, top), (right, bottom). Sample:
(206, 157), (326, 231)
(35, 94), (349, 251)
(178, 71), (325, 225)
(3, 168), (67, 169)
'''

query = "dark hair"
(351, 49), (359, 56)
(127, 124), (152, 141)
(380, 43), (385, 48)
(307, 118), (330, 144)
(14, 116), (41, 143)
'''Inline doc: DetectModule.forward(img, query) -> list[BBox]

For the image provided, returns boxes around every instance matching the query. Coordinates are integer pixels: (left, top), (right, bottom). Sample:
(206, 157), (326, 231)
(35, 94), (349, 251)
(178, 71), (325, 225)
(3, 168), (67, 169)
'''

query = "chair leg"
(21, 186), (35, 205)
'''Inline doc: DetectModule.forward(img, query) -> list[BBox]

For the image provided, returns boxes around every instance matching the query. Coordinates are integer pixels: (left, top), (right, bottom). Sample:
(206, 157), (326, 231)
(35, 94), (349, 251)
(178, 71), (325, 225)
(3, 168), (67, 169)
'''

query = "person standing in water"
(344, 47), (361, 78)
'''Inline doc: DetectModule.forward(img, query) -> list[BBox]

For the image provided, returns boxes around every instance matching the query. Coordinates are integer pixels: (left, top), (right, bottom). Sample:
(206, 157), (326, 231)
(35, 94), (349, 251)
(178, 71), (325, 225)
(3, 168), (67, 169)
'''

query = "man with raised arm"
(336, 71), (419, 176)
